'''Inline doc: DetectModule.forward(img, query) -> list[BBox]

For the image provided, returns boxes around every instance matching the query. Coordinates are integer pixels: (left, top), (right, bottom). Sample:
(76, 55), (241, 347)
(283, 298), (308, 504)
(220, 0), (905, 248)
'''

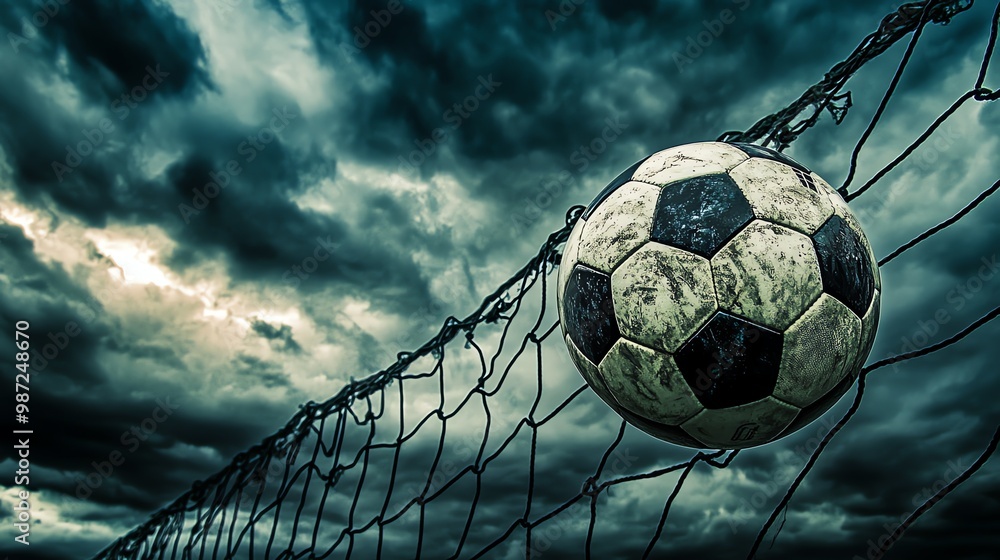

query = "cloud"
(0, 0), (998, 557)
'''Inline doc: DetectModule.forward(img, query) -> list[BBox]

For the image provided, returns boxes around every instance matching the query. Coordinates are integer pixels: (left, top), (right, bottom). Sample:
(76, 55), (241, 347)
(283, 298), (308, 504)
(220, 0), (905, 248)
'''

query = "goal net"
(95, 1), (1000, 558)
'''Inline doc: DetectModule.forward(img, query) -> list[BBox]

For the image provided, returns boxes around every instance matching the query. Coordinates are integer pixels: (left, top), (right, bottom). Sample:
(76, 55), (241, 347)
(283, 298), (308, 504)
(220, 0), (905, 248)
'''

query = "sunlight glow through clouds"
(90, 235), (174, 287)
(0, 199), (41, 238)
(0, 196), (246, 329)
(88, 232), (233, 318)
(84, 229), (240, 322)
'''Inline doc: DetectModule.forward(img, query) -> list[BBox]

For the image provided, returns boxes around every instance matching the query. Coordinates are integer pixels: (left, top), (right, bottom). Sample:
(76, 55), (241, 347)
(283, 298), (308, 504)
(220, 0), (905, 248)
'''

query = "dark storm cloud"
(0, 0), (906, 320)
(13, 370), (294, 510)
(0, 224), (110, 389)
(0, 222), (301, 524)
(151, 111), (440, 308)
(2, 0), (210, 102)
(164, 138), (348, 274)
(282, 0), (917, 282)
(0, 0), (211, 219)
(1, 0), (998, 558)
(250, 319), (303, 353)
(0, 0), (440, 318)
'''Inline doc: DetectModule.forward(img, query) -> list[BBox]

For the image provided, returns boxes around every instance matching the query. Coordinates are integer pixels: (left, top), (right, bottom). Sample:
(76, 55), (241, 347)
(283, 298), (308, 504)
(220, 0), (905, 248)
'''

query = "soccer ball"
(557, 142), (880, 449)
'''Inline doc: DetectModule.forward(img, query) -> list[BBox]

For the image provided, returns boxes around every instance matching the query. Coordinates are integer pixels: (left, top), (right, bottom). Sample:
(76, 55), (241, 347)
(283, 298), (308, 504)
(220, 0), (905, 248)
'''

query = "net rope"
(94, 1), (1000, 558)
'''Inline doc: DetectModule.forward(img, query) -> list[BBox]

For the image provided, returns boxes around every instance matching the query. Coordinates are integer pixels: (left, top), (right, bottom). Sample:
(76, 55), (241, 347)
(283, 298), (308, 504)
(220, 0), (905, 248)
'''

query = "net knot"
(974, 87), (998, 101)
(581, 476), (600, 497)
(298, 400), (318, 415)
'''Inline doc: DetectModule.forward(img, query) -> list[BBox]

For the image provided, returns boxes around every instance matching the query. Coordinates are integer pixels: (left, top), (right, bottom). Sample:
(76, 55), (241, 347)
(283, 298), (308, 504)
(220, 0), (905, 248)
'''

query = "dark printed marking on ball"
(794, 168), (820, 194)
(650, 173), (755, 258)
(582, 157), (651, 220)
(811, 215), (875, 318)
(674, 312), (783, 409)
(727, 142), (810, 173)
(731, 422), (760, 441)
(563, 264), (620, 363)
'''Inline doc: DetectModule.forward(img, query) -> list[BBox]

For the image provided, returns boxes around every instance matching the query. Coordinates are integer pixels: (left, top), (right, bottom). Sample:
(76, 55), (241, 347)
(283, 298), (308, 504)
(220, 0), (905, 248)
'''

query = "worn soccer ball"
(557, 142), (880, 449)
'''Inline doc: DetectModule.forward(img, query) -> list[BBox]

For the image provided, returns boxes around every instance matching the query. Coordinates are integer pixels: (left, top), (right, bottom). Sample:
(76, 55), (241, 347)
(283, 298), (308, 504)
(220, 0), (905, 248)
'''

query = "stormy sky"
(0, 0), (998, 558)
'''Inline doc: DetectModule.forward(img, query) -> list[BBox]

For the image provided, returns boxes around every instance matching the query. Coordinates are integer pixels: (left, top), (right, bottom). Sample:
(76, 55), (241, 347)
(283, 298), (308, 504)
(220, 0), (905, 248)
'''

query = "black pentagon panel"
(811, 215), (876, 318)
(779, 373), (855, 436)
(582, 157), (651, 220)
(616, 407), (707, 448)
(650, 173), (754, 258)
(674, 312), (783, 409)
(727, 142), (810, 173)
(563, 265), (620, 364)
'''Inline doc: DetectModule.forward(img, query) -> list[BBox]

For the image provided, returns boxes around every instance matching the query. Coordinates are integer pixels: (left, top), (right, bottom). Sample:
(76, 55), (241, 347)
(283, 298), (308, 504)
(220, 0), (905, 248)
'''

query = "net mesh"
(94, 1), (1000, 558)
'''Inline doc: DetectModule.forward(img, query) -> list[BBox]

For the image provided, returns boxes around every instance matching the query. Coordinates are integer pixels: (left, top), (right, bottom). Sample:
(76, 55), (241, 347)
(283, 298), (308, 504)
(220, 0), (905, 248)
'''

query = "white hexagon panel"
(611, 243), (718, 353)
(576, 181), (661, 273)
(711, 220), (823, 332)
